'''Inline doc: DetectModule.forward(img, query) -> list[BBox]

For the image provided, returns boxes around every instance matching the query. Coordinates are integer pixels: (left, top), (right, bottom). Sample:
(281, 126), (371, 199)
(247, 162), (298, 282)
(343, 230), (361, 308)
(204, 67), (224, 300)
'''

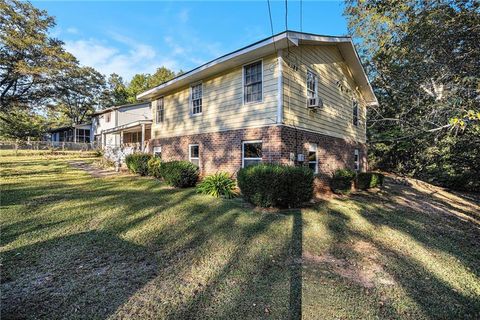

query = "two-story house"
(92, 102), (152, 151)
(137, 31), (377, 182)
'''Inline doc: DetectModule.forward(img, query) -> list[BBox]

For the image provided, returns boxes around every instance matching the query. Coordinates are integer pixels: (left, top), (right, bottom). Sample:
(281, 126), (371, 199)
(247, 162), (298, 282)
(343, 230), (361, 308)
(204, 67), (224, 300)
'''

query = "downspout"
(276, 49), (284, 124)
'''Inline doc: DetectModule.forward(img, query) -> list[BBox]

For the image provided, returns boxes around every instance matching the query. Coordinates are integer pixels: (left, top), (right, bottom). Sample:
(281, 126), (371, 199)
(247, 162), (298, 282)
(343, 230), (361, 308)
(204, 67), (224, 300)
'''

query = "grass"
(1, 151), (479, 319)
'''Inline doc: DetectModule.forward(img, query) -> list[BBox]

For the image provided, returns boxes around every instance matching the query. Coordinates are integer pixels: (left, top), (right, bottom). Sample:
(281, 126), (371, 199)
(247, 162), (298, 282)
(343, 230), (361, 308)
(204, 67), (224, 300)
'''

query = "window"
(156, 97), (164, 123)
(306, 70), (318, 99)
(190, 84), (202, 115)
(243, 61), (262, 104)
(353, 100), (359, 126)
(189, 144), (199, 166)
(354, 149), (360, 171)
(105, 113), (111, 123)
(76, 129), (91, 143)
(242, 140), (262, 167)
(308, 143), (318, 174)
(153, 146), (162, 159)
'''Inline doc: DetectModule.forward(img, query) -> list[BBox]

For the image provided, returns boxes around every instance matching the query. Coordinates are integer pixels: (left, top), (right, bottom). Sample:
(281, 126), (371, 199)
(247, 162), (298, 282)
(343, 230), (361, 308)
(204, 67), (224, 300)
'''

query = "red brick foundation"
(149, 125), (367, 188)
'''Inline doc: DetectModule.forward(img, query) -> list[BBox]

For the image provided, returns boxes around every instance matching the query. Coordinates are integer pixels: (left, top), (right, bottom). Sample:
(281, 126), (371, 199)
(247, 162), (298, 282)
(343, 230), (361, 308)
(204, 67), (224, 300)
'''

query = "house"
(137, 31), (377, 182)
(91, 102), (152, 152)
(49, 123), (93, 144)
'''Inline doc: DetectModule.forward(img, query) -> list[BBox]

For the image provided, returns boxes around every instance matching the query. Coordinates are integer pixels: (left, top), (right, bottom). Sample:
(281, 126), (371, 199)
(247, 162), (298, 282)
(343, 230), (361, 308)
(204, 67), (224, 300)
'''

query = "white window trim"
(189, 143), (200, 165)
(190, 82), (203, 116)
(242, 59), (264, 105)
(354, 148), (360, 171)
(242, 140), (262, 168)
(308, 143), (318, 174)
(153, 146), (162, 158)
(156, 96), (164, 124)
(353, 100), (359, 126)
(306, 69), (318, 99)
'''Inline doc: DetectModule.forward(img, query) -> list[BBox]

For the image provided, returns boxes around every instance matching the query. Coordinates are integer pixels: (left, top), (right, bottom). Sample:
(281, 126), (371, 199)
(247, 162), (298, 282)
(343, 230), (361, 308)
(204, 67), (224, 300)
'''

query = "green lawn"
(1, 151), (479, 319)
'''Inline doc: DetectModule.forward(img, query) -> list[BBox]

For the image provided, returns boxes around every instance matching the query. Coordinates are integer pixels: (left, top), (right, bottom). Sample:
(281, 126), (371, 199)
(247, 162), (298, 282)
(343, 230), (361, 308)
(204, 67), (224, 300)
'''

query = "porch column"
(102, 132), (106, 148)
(73, 128), (77, 143)
(120, 131), (124, 147)
(141, 123), (145, 152)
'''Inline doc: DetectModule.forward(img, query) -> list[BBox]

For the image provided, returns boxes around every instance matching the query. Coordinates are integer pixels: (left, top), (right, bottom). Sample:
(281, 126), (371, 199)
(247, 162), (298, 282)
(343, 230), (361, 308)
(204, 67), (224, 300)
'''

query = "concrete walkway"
(69, 161), (119, 178)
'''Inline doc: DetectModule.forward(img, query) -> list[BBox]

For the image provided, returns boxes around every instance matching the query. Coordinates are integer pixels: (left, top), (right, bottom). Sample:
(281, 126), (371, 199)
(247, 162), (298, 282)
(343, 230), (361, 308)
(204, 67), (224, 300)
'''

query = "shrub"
(125, 153), (152, 176)
(356, 172), (384, 189)
(331, 168), (356, 194)
(197, 172), (237, 198)
(147, 157), (162, 178)
(160, 161), (199, 188)
(237, 163), (313, 208)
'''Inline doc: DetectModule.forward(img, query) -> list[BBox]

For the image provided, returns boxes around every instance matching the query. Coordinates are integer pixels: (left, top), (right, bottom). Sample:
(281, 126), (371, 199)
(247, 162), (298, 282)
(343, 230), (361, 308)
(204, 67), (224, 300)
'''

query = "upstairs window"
(105, 113), (111, 123)
(190, 83), (203, 115)
(156, 97), (164, 123)
(353, 100), (359, 126)
(306, 70), (318, 99)
(308, 143), (318, 174)
(189, 144), (199, 166)
(354, 149), (360, 171)
(242, 140), (262, 167)
(243, 61), (262, 104)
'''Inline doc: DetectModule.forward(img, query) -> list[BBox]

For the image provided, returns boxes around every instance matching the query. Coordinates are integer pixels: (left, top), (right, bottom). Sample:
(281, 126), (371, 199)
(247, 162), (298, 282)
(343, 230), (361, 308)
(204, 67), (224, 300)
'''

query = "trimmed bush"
(331, 168), (356, 194)
(125, 153), (152, 176)
(356, 172), (384, 189)
(197, 172), (237, 198)
(160, 161), (199, 188)
(237, 163), (313, 208)
(147, 157), (162, 178)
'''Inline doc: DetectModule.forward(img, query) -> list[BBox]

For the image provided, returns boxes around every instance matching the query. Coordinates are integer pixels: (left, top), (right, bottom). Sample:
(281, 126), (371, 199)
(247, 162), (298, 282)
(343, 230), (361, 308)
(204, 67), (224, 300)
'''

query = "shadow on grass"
(2, 163), (306, 319)
(320, 186), (480, 318)
(1, 231), (158, 319)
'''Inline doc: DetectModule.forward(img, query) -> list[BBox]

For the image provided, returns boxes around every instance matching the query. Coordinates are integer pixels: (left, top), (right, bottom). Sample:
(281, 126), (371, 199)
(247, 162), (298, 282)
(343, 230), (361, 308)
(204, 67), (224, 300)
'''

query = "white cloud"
(178, 8), (190, 23)
(66, 27), (79, 34)
(64, 37), (178, 81)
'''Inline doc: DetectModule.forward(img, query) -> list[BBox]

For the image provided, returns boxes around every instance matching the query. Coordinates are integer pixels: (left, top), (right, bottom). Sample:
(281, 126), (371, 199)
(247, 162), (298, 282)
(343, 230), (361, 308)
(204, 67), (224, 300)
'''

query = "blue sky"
(33, 1), (347, 81)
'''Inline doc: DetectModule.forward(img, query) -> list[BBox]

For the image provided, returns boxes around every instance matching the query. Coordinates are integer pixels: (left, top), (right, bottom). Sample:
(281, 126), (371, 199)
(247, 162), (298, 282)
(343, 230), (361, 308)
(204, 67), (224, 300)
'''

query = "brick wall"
(149, 125), (367, 183)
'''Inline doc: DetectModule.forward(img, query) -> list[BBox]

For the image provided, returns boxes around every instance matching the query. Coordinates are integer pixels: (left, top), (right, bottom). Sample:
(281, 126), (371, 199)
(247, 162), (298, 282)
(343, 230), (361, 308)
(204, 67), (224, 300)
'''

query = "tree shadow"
(1, 231), (158, 319)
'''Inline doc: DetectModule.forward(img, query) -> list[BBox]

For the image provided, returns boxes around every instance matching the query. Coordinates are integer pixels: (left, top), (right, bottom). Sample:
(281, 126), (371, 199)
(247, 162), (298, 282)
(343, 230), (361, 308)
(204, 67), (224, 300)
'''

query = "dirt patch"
(304, 240), (396, 288)
(69, 161), (119, 178)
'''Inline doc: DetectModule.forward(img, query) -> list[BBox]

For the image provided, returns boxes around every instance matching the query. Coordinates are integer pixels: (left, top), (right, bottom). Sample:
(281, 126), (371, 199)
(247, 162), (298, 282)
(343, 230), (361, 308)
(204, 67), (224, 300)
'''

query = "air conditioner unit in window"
(307, 97), (323, 109)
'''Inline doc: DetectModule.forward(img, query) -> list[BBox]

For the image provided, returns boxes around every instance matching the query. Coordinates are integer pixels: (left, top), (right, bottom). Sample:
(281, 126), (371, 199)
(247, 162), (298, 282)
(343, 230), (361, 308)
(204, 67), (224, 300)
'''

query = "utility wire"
(266, 0), (277, 53)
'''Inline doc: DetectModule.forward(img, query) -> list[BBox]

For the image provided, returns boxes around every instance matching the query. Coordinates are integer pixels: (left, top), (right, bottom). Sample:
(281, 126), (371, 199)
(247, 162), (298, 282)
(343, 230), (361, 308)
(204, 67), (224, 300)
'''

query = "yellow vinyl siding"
(282, 45), (367, 143)
(151, 55), (278, 138)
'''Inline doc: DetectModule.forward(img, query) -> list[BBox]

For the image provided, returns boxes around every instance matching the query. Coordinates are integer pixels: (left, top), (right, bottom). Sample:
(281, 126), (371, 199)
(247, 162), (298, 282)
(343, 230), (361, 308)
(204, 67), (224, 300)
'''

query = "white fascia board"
(137, 33), (291, 100)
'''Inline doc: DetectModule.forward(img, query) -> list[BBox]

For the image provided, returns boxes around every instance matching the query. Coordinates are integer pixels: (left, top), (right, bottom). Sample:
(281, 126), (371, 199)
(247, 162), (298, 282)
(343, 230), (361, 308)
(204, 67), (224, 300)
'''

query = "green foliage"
(344, 0), (480, 191)
(52, 65), (106, 124)
(237, 164), (313, 208)
(0, 109), (48, 141)
(355, 172), (384, 190)
(147, 157), (162, 178)
(196, 172), (237, 199)
(160, 161), (199, 188)
(101, 73), (129, 107)
(125, 153), (152, 176)
(0, 0), (77, 111)
(331, 169), (356, 194)
(125, 67), (177, 103)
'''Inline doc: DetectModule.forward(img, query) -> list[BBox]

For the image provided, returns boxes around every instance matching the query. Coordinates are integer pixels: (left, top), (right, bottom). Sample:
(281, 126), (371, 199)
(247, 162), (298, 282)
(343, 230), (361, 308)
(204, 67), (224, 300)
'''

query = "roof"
(137, 30), (378, 106)
(101, 120), (153, 134)
(92, 102), (150, 116)
(48, 123), (91, 133)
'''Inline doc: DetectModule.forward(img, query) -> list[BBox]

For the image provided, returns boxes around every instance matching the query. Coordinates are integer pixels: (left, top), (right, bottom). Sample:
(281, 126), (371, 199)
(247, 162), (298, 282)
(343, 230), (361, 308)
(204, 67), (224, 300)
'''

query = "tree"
(344, 0), (480, 191)
(0, 109), (48, 141)
(125, 67), (177, 103)
(0, 0), (76, 111)
(101, 73), (128, 107)
(148, 66), (176, 88)
(52, 65), (106, 125)
(126, 73), (150, 103)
